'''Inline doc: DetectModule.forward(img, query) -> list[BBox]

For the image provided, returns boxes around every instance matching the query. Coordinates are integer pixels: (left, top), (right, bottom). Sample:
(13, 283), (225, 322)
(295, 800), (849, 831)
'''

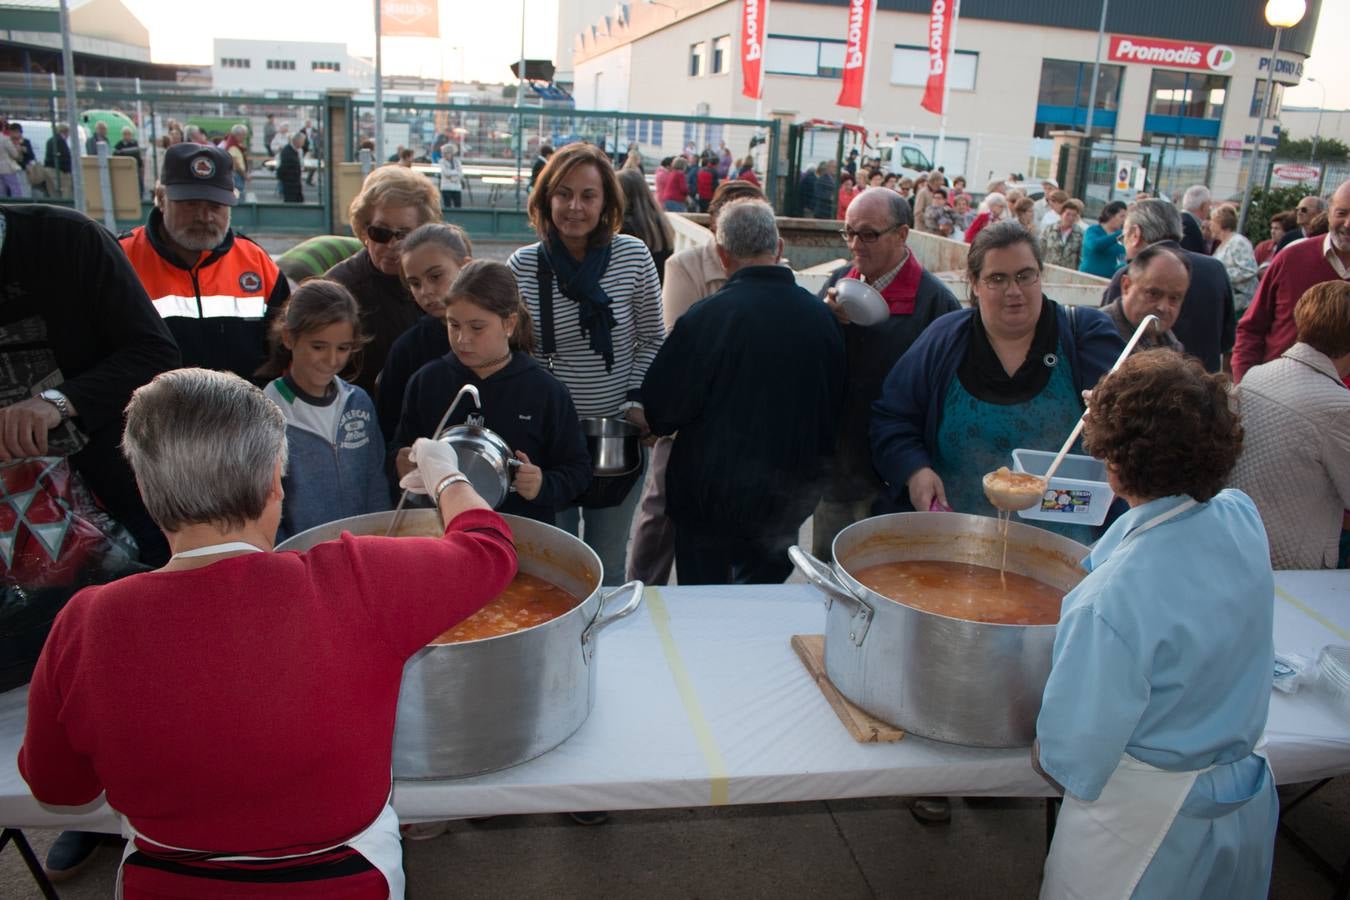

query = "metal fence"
(346, 98), (782, 213)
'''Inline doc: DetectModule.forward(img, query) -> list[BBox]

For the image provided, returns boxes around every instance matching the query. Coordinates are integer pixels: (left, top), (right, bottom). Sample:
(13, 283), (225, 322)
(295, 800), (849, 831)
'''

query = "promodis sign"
(1109, 35), (1236, 73)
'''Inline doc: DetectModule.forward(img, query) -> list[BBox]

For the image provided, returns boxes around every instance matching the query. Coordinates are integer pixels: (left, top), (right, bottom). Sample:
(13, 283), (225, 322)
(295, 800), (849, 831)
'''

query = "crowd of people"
(2, 124), (1348, 897)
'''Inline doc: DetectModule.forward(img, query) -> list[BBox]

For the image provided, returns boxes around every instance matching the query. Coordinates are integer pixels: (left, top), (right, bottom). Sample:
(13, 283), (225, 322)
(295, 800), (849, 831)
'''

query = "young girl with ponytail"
(392, 261), (591, 524)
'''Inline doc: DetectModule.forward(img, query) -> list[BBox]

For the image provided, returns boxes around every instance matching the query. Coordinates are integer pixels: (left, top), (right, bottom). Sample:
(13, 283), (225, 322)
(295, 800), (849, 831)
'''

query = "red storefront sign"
(1108, 34), (1236, 72)
(741, 0), (768, 100)
(920, 0), (956, 115)
(836, 0), (873, 109)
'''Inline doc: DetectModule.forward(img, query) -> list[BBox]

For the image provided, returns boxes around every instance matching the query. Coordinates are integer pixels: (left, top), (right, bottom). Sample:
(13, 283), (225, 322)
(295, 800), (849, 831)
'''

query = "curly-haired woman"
(1035, 350), (1277, 900)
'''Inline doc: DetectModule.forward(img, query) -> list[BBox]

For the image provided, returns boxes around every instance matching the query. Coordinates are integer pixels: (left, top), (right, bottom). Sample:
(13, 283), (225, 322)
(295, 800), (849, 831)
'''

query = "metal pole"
(1083, 0), (1109, 139)
(514, 0), (526, 208)
(58, 0), (83, 211)
(374, 0), (384, 161)
(1309, 78), (1324, 162)
(1238, 26), (1281, 236)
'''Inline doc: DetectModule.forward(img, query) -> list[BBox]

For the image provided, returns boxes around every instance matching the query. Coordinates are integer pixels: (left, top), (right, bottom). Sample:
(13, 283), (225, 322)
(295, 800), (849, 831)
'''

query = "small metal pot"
(790, 512), (1088, 748)
(581, 416), (641, 475)
(277, 510), (643, 778)
(438, 423), (520, 509)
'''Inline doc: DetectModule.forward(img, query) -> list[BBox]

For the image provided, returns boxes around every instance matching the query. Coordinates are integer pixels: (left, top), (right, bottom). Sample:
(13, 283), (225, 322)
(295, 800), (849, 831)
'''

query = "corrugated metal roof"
(799, 0), (1322, 58)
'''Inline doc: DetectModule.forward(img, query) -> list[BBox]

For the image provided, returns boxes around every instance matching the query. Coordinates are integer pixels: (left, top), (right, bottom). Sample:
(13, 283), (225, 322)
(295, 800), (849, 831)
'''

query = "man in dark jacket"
(276, 132), (305, 203)
(813, 160), (837, 220)
(643, 199), (845, 584)
(816, 189), (960, 554)
(1179, 185), (1210, 254)
(43, 123), (72, 196)
(0, 203), (182, 880)
(1101, 199), (1234, 372)
(798, 165), (818, 218)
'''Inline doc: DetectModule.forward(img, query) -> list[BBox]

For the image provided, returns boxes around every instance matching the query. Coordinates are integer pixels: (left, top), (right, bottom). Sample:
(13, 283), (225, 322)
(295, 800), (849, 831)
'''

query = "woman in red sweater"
(658, 157), (690, 211)
(19, 368), (517, 899)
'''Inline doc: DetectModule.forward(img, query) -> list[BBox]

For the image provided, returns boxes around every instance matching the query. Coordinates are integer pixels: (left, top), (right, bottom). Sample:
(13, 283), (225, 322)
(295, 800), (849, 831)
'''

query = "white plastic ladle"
(984, 313), (1161, 512)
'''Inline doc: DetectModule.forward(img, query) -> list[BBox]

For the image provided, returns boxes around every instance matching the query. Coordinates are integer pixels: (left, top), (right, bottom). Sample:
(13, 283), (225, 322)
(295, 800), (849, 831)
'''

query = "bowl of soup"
(790, 512), (1088, 747)
(277, 511), (643, 778)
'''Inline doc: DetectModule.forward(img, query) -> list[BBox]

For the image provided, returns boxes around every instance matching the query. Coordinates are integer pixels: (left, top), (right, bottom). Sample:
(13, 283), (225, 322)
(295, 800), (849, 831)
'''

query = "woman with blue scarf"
(508, 143), (664, 585)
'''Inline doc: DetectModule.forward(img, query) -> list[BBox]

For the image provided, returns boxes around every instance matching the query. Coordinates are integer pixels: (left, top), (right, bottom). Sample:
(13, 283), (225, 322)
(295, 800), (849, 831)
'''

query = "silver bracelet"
(433, 472), (471, 502)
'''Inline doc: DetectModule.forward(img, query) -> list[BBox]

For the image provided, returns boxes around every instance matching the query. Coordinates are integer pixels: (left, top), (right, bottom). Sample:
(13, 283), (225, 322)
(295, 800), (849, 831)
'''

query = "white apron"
(113, 541), (406, 899)
(1040, 498), (1248, 900)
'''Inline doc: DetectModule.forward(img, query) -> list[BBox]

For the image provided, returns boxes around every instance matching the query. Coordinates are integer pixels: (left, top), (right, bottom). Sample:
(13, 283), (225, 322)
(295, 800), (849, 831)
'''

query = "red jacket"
(657, 168), (687, 204)
(1233, 236), (1349, 383)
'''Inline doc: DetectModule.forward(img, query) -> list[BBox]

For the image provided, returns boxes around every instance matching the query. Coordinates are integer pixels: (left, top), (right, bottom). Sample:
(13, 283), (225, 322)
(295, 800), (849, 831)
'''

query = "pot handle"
(581, 579), (644, 663)
(787, 546), (874, 647)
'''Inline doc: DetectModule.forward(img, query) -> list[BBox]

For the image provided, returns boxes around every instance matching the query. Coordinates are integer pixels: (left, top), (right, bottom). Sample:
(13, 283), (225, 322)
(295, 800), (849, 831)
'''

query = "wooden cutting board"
(791, 634), (904, 743)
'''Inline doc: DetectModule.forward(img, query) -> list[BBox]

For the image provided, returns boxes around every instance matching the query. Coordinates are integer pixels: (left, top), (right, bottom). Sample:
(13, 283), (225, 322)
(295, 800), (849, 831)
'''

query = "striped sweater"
(508, 234), (665, 417)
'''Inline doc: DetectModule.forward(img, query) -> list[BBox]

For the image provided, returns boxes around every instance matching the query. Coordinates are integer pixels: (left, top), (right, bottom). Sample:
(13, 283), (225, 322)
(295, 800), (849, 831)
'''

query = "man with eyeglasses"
(120, 143), (288, 382)
(1274, 194), (1329, 255)
(813, 188), (959, 560)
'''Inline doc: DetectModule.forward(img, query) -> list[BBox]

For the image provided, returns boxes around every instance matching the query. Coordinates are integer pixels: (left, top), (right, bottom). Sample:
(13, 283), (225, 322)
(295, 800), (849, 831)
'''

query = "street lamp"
(1238, 0), (1307, 234)
(1308, 76), (1326, 162)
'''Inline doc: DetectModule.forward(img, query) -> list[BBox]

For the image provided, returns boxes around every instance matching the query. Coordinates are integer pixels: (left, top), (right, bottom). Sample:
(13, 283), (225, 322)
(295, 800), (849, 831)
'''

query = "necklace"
(472, 349), (512, 375)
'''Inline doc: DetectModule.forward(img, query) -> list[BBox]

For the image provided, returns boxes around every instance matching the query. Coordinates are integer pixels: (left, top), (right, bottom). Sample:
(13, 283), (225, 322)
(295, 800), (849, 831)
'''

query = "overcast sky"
(123, 0), (1347, 109)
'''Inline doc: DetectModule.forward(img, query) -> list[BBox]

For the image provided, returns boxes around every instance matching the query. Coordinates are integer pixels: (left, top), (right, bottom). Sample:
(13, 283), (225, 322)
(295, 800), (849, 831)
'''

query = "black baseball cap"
(161, 143), (237, 206)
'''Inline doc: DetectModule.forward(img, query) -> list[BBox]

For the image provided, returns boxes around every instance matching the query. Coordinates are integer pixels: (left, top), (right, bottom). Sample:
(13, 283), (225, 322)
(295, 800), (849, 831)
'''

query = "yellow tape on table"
(645, 587), (730, 805)
(1276, 586), (1350, 643)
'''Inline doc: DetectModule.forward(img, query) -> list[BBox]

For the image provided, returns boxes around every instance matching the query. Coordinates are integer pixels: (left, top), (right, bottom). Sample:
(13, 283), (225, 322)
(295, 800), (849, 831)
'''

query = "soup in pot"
(852, 560), (1063, 626)
(430, 572), (581, 644)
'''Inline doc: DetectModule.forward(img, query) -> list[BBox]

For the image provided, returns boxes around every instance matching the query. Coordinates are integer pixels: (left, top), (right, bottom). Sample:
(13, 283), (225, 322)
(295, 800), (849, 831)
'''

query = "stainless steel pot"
(438, 423), (519, 508)
(581, 416), (641, 476)
(789, 513), (1088, 748)
(276, 510), (643, 778)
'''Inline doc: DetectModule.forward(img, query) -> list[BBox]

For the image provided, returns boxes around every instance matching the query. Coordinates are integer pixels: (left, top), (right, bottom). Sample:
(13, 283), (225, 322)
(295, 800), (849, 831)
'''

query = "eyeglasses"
(839, 224), (901, 244)
(979, 268), (1041, 290)
(367, 224), (414, 244)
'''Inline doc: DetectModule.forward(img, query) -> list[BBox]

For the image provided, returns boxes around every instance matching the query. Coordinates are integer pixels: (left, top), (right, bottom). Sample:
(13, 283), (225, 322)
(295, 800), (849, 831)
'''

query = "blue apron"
(935, 344), (1097, 545)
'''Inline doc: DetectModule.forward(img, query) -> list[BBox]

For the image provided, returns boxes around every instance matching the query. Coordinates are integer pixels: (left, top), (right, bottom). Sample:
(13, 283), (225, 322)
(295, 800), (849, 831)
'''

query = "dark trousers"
(441, 190), (462, 209)
(674, 524), (797, 586)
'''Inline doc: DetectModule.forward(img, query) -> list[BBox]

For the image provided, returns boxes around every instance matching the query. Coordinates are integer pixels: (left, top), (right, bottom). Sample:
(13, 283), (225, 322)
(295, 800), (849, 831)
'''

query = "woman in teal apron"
(871, 221), (1125, 543)
(1035, 350), (1277, 899)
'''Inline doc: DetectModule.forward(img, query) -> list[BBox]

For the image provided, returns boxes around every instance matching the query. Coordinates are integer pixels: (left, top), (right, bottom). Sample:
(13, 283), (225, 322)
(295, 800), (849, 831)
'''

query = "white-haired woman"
(19, 368), (515, 899)
(964, 191), (1007, 244)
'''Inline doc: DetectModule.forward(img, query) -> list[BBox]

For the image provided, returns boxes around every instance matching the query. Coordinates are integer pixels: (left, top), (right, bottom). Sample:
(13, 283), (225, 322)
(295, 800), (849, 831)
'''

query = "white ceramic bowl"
(833, 278), (889, 327)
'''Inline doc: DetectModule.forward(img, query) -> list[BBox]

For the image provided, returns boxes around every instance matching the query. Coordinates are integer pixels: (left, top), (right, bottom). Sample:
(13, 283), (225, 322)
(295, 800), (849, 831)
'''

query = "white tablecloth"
(3, 573), (1349, 829)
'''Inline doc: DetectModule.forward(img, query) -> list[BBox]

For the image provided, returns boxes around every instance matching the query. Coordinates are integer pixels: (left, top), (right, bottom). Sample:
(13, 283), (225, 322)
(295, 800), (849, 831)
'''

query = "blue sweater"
(869, 302), (1124, 510)
(266, 377), (391, 541)
(1080, 223), (1125, 279)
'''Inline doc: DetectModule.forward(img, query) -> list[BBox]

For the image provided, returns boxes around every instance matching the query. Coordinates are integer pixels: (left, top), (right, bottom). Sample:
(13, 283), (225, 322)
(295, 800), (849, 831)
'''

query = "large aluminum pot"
(789, 513), (1088, 748)
(277, 510), (643, 778)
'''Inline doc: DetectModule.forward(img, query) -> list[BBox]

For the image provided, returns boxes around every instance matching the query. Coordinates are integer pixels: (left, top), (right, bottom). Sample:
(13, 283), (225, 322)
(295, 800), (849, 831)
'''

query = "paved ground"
(3, 781), (1344, 898)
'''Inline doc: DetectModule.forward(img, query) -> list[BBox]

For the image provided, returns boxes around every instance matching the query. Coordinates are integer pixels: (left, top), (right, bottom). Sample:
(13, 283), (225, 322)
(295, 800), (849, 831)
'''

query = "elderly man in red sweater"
(1233, 180), (1350, 383)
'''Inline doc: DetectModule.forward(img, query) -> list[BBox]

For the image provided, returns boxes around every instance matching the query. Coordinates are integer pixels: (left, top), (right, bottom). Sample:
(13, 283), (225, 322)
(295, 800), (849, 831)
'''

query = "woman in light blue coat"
(1035, 350), (1277, 900)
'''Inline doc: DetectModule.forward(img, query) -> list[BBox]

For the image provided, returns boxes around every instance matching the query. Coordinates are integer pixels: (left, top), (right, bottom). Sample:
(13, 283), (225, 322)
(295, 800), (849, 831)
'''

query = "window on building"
(1032, 58), (1123, 138)
(890, 47), (978, 90)
(1250, 80), (1283, 118)
(312, 60), (342, 73)
(266, 59), (297, 71)
(220, 57), (251, 69)
(1144, 70), (1227, 142)
(689, 42), (704, 78)
(765, 36), (846, 79)
(712, 35), (731, 75)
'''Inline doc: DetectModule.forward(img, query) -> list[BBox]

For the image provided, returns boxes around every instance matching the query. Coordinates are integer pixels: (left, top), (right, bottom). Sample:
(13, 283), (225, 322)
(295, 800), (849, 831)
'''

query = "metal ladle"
(983, 313), (1161, 513)
(385, 384), (481, 536)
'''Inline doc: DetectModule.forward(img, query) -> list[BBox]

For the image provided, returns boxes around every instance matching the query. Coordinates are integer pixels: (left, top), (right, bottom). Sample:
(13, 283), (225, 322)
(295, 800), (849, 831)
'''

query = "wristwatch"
(38, 389), (70, 422)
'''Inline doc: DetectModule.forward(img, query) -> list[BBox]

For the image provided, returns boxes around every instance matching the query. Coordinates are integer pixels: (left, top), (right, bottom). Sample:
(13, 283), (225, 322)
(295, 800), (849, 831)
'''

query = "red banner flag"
(836, 0), (873, 109)
(920, 0), (956, 115)
(381, 0), (440, 38)
(741, 0), (768, 100)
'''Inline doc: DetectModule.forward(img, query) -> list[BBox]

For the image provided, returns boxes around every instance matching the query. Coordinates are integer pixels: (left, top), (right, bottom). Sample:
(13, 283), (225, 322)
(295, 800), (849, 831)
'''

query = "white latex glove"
(398, 437), (461, 496)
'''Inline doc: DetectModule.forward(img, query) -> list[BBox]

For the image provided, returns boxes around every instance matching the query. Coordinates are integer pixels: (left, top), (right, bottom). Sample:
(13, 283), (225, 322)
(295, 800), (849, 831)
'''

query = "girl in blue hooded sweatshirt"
(259, 279), (390, 540)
